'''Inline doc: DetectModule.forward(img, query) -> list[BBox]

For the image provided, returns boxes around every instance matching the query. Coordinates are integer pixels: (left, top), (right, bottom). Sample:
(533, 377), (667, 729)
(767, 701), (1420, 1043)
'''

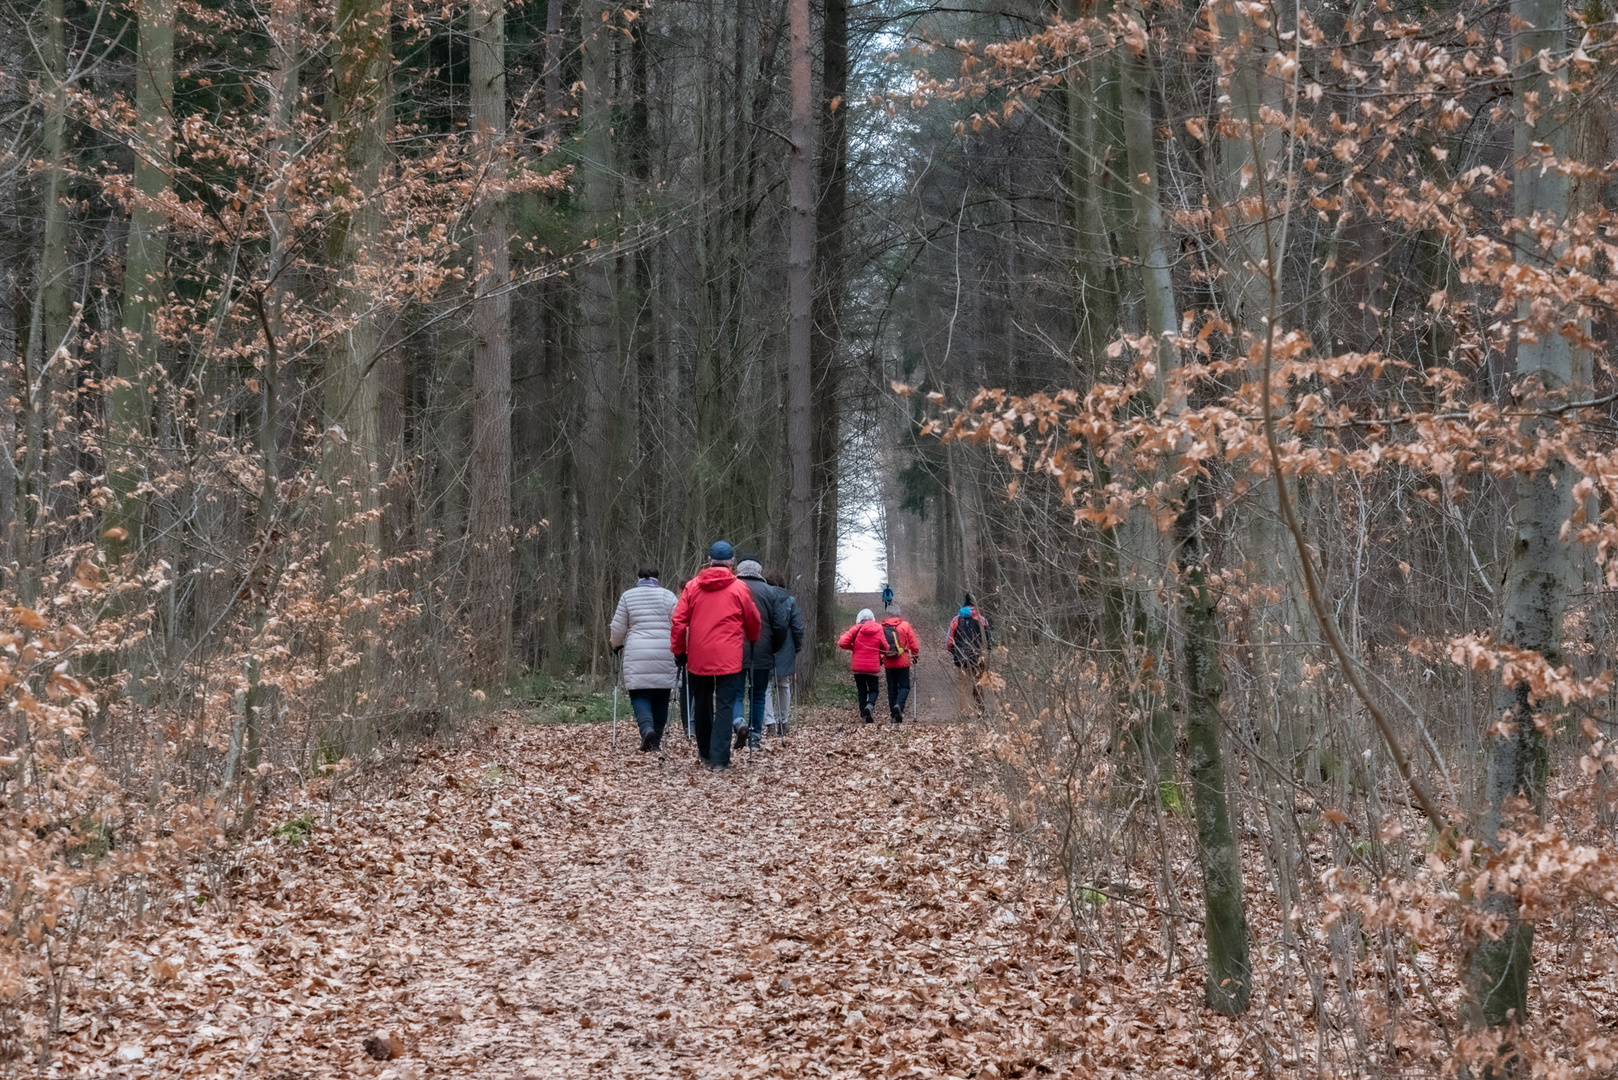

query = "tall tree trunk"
(325, 0), (391, 719)
(1118, 2), (1174, 771)
(544, 0), (563, 145)
(1465, 0), (1575, 1036)
(1213, 0), (1314, 774)
(577, 0), (619, 671)
(109, 0), (174, 561)
(20, 0), (71, 603)
(466, 0), (512, 684)
(785, 0), (816, 680)
(810, 0), (847, 668)
(1122, 2), (1250, 1012)
(1059, 0), (1119, 377)
(1179, 483), (1251, 1015)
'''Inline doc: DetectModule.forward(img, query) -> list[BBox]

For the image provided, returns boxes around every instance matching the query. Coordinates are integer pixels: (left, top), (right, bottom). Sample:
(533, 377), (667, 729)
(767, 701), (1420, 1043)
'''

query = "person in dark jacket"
(762, 570), (805, 734)
(732, 557), (789, 750)
(945, 593), (992, 714)
(670, 541), (761, 770)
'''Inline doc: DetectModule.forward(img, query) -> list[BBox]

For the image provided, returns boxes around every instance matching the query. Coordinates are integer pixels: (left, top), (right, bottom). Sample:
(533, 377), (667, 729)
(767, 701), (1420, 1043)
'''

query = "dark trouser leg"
(747, 669), (770, 745)
(709, 671), (742, 767)
(629, 690), (656, 738)
(645, 688), (670, 739)
(886, 667), (911, 719)
(854, 673), (880, 721)
(690, 674), (715, 761)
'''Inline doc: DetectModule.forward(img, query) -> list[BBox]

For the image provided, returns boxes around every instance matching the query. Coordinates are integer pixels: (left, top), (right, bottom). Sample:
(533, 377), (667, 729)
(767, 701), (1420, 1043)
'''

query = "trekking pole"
(611, 649), (620, 751)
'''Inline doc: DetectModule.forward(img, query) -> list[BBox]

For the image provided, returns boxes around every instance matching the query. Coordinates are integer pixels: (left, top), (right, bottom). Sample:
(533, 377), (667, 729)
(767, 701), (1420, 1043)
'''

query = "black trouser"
(885, 666), (911, 717)
(854, 673), (880, 719)
(628, 689), (670, 739)
(687, 671), (743, 768)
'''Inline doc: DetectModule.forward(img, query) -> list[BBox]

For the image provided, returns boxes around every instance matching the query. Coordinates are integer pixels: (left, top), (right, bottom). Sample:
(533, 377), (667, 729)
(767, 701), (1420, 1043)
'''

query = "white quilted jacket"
(608, 582), (679, 690)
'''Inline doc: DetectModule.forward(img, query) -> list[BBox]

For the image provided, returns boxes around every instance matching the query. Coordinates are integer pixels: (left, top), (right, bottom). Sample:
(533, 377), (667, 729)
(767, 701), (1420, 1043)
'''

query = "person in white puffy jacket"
(609, 565), (680, 752)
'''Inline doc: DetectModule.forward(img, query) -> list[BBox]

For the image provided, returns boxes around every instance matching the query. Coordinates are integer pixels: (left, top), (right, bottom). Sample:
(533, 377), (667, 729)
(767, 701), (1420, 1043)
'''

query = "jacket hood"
(881, 616), (903, 626)
(695, 566), (739, 591)
(959, 606), (975, 617)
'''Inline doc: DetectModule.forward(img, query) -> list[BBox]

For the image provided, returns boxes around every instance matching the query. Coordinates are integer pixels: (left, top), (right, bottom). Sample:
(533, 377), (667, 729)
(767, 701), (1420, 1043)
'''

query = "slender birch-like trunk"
(1465, 0), (1575, 1035)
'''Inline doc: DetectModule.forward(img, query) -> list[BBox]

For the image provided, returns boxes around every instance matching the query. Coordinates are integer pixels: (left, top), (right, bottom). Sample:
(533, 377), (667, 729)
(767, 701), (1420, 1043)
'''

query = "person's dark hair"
(963, 592), (976, 607)
(637, 564), (660, 580)
(764, 570), (784, 588)
(739, 552), (762, 566)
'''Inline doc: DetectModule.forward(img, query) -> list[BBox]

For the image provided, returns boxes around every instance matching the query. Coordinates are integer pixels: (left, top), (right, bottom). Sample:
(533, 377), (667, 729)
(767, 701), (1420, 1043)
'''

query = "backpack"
(952, 614), (984, 661)
(880, 624), (903, 659)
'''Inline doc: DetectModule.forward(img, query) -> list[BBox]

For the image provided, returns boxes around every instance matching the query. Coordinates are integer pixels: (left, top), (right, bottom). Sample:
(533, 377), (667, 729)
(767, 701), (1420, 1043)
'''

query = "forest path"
(96, 715), (1105, 1080)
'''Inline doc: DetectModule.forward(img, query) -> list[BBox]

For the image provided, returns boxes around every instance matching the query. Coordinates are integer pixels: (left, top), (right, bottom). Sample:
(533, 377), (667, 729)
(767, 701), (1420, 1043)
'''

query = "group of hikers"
(608, 540), (994, 770)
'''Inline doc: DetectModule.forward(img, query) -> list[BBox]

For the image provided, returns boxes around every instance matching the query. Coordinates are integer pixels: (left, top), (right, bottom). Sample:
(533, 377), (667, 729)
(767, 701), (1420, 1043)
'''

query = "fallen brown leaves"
(38, 706), (1493, 1079)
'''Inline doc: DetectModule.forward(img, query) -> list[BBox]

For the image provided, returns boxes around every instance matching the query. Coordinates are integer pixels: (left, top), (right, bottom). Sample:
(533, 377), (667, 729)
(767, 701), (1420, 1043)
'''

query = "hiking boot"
(639, 732), (654, 752)
(748, 734), (762, 752)
(651, 731), (664, 753)
(734, 727), (749, 750)
(860, 709), (874, 724)
(891, 708), (903, 724)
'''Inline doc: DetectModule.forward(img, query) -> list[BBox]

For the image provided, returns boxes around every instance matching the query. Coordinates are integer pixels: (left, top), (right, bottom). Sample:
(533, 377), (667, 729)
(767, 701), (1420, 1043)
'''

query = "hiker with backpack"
(608, 564), (680, 752)
(838, 608), (887, 723)
(670, 541), (762, 770)
(732, 557), (790, 751)
(945, 594), (992, 714)
(878, 604), (921, 723)
(762, 570), (805, 735)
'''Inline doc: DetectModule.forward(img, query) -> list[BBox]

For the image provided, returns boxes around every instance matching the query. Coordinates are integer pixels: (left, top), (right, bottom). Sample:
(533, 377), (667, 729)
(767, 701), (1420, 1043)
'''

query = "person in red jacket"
(838, 608), (887, 723)
(879, 604), (922, 723)
(670, 540), (761, 769)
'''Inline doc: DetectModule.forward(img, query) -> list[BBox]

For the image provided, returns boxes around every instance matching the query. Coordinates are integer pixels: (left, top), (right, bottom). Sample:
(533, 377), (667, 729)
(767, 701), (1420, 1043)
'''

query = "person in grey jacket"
(732, 556), (789, 750)
(762, 570), (806, 734)
(609, 564), (679, 752)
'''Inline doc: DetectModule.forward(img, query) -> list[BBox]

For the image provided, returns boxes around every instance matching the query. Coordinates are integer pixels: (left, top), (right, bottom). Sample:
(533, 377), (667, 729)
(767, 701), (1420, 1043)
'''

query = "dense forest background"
(8, 0), (1618, 1072)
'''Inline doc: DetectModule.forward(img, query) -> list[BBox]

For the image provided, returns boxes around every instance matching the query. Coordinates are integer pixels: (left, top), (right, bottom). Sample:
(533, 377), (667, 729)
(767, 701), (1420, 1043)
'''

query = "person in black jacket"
(732, 556), (789, 750)
(763, 570), (806, 734)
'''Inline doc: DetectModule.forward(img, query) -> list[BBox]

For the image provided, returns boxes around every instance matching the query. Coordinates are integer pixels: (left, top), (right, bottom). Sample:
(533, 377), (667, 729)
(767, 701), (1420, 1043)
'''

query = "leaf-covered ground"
(53, 702), (1290, 1080)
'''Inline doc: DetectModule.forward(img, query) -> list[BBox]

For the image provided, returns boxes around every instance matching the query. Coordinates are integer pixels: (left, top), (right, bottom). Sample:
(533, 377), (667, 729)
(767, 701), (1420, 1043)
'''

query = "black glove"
(675, 653), (687, 669)
(612, 644), (624, 655)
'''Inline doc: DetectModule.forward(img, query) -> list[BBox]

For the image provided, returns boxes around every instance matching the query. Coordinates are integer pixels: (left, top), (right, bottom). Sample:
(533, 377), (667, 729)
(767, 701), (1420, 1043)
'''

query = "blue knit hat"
(709, 540), (735, 561)
(959, 606), (973, 617)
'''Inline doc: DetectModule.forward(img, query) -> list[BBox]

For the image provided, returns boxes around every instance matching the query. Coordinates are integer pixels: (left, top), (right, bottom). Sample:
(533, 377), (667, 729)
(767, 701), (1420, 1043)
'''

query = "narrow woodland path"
(79, 713), (1195, 1080)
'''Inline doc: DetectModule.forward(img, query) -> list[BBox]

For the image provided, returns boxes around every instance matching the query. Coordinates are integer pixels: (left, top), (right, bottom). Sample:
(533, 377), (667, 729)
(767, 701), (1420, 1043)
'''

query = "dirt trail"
(80, 716), (1112, 1080)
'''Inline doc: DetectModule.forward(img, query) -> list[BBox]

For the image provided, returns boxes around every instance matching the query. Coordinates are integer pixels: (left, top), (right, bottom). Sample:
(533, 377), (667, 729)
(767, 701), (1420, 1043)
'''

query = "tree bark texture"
(1465, 0), (1574, 1033)
(110, 0), (173, 559)
(467, 0), (513, 684)
(1118, 5), (1174, 772)
(325, 0), (391, 717)
(785, 0), (816, 678)
(1180, 487), (1252, 1015)
(577, 0), (620, 671)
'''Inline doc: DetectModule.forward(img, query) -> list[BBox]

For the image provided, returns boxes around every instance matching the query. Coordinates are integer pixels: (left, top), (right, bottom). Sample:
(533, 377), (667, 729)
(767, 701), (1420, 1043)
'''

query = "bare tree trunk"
(544, 0), (564, 145)
(1118, 3), (1173, 769)
(466, 0), (512, 684)
(785, 0), (816, 680)
(109, 0), (173, 560)
(1179, 483), (1251, 1015)
(1122, 2), (1250, 1012)
(325, 0), (391, 720)
(1465, 0), (1575, 1037)
(577, 0), (618, 671)
(20, 0), (71, 604)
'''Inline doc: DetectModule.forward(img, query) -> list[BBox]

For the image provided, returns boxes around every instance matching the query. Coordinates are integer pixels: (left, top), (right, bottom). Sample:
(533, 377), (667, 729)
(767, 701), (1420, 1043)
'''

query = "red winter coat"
(878, 617), (921, 669)
(838, 621), (887, 675)
(670, 567), (762, 676)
